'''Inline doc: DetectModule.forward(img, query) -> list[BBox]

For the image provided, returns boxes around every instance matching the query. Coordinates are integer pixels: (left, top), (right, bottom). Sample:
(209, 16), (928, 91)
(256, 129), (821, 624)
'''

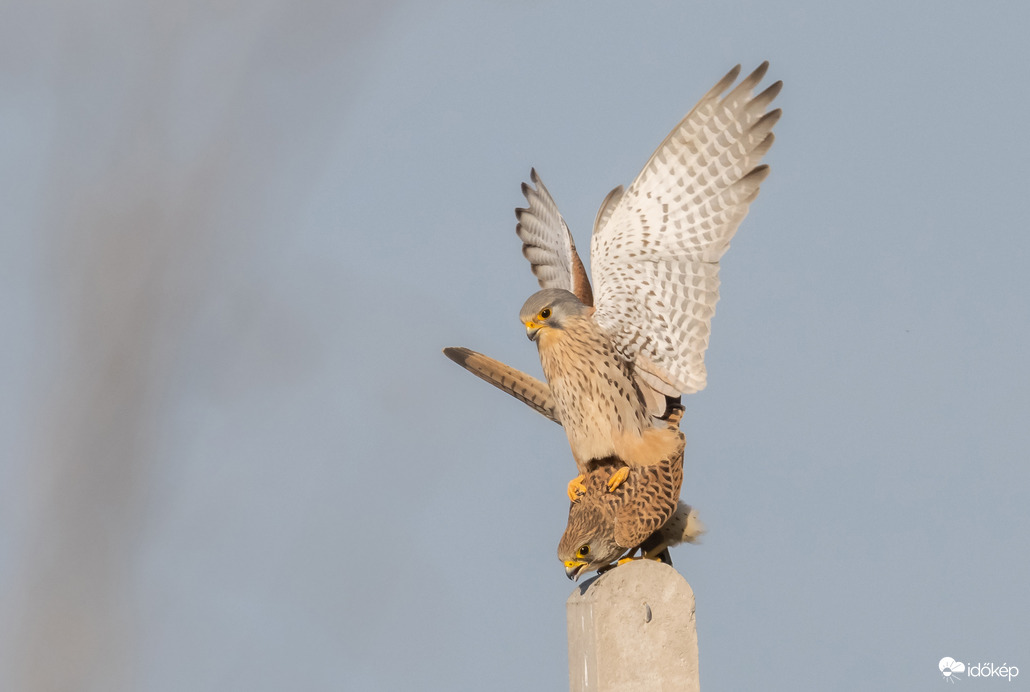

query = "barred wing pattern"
(442, 347), (560, 425)
(516, 169), (594, 307)
(591, 62), (781, 396)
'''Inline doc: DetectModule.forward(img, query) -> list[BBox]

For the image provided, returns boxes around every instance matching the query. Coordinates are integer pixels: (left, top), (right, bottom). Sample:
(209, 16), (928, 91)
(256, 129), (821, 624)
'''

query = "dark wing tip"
(754, 107), (782, 130)
(442, 347), (472, 366)
(741, 163), (772, 186)
(756, 80), (783, 106)
(746, 61), (770, 85)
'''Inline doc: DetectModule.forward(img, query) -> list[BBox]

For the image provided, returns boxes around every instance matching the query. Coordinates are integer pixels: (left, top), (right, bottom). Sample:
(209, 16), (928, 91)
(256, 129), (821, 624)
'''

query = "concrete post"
(567, 560), (699, 692)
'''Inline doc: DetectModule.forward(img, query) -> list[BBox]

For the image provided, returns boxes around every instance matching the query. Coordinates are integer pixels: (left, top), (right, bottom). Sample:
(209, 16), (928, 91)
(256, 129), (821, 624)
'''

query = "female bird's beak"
(564, 560), (587, 581)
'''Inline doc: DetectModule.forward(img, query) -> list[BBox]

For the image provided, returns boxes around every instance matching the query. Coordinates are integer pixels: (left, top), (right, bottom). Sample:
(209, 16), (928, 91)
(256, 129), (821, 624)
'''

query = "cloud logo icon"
(939, 657), (965, 682)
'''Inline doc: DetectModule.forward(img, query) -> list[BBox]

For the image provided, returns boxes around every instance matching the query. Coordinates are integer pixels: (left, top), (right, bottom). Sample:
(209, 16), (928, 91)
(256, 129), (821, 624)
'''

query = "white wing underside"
(591, 62), (781, 396)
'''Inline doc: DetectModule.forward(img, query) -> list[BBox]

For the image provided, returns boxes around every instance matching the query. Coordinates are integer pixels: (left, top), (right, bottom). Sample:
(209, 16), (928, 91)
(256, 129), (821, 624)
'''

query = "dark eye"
(576, 545), (589, 558)
(540, 308), (552, 319)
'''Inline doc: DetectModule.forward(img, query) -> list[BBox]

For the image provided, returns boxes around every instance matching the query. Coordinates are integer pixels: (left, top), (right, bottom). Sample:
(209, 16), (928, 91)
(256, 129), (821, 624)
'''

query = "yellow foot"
(617, 555), (663, 566)
(606, 466), (630, 493)
(567, 475), (586, 501)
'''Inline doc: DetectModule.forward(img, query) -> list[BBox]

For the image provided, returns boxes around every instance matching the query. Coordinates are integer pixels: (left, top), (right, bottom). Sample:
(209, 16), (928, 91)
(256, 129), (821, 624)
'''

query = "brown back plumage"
(588, 442), (683, 549)
(559, 425), (684, 565)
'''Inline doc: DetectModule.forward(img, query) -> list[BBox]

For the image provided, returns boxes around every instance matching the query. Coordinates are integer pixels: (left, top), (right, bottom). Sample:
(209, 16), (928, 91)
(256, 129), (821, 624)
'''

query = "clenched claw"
(606, 466), (630, 493)
(567, 475), (587, 502)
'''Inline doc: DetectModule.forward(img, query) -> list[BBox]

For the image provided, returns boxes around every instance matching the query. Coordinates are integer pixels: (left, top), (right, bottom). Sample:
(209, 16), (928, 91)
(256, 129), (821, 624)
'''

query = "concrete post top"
(566, 560), (699, 691)
(568, 559), (695, 605)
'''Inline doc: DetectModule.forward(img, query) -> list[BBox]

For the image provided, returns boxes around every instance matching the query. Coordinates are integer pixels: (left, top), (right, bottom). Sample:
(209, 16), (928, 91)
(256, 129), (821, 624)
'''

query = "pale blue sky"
(2, 2), (1028, 690)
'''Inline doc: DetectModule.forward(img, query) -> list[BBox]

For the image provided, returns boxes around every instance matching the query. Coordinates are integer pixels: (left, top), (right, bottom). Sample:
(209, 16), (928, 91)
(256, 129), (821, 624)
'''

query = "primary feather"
(590, 62), (781, 398)
(516, 169), (593, 306)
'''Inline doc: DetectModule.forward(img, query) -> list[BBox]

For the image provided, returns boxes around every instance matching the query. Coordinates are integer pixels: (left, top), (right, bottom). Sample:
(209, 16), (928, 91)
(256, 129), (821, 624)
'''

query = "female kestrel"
(557, 413), (706, 581)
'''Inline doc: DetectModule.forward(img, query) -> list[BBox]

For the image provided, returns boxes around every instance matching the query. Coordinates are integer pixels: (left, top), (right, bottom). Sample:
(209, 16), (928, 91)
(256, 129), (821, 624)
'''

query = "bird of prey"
(447, 63), (780, 500)
(557, 411), (707, 581)
(561, 499), (706, 581)
(442, 347), (706, 580)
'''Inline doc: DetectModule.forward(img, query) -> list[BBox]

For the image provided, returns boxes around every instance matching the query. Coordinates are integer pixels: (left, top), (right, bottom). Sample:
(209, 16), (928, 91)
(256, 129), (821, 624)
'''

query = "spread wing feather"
(591, 62), (781, 398)
(592, 185), (624, 237)
(516, 169), (594, 306)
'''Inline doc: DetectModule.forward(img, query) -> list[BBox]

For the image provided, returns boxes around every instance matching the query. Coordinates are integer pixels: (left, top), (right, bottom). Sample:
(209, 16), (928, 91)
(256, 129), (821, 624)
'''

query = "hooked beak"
(524, 321), (541, 341)
(564, 560), (587, 581)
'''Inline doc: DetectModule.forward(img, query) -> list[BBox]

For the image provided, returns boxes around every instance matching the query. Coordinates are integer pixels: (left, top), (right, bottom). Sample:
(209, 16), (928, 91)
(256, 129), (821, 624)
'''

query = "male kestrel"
(448, 63), (780, 499)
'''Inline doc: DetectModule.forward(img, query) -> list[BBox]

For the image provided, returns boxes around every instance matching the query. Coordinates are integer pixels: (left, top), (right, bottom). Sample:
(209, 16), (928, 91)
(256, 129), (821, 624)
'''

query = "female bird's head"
(557, 502), (623, 581)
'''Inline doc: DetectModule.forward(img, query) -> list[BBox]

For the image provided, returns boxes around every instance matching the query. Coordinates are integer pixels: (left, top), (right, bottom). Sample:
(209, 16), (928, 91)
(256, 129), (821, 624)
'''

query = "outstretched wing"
(442, 347), (560, 424)
(516, 169), (593, 306)
(591, 62), (781, 397)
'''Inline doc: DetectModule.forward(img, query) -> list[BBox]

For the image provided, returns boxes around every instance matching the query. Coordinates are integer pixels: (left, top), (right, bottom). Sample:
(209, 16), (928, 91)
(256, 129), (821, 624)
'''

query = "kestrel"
(560, 498), (706, 581)
(448, 63), (780, 500)
(558, 411), (706, 580)
(443, 346), (703, 580)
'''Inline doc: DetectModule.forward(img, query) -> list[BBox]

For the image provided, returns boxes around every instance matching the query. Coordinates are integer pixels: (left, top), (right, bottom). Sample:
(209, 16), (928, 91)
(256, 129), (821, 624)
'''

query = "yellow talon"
(617, 555), (663, 567)
(606, 466), (630, 492)
(567, 475), (586, 501)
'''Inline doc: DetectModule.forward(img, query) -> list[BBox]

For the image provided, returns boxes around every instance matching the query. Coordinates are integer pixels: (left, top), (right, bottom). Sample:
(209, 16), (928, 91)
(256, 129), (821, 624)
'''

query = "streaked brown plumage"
(449, 64), (780, 499)
(557, 418), (705, 580)
(638, 501), (706, 563)
(443, 346), (706, 579)
(522, 289), (681, 475)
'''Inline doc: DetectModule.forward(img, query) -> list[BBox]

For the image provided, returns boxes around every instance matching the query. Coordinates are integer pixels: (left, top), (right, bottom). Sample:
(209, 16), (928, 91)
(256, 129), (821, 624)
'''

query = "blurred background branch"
(2, 2), (393, 689)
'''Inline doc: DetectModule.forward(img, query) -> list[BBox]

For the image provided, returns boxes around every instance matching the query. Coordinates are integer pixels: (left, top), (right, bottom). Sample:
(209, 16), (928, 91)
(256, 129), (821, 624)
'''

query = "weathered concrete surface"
(567, 560), (699, 691)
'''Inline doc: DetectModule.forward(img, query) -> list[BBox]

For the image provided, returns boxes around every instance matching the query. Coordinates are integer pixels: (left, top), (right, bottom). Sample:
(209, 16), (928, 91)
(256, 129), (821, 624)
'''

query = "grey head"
(519, 288), (589, 341)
